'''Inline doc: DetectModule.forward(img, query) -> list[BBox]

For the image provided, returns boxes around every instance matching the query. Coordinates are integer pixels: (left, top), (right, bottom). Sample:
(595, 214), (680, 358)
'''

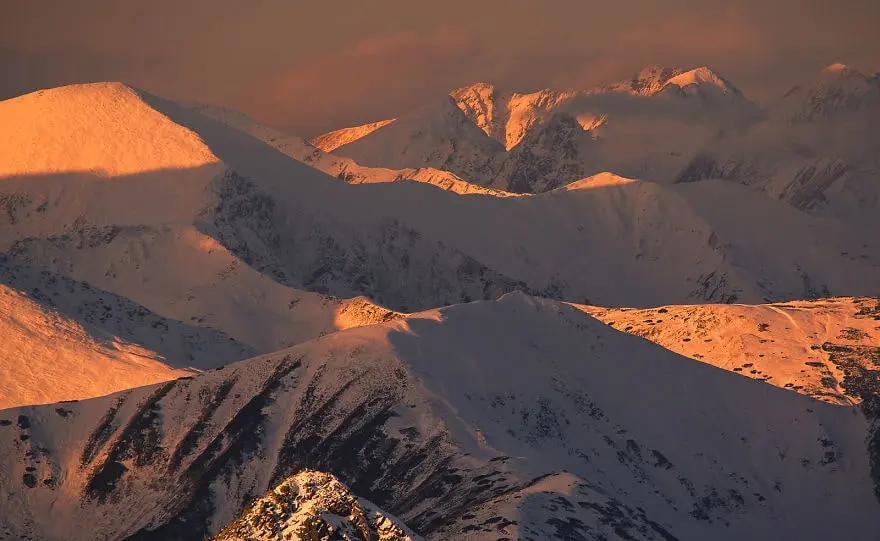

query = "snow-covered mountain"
(0, 256), (254, 409)
(773, 63), (880, 123)
(2, 63), (880, 541)
(606, 65), (747, 104)
(185, 101), (514, 197)
(313, 63), (879, 231)
(451, 82), (576, 150)
(2, 83), (878, 313)
(580, 296), (880, 406)
(674, 64), (880, 229)
(319, 65), (759, 193)
(0, 293), (877, 540)
(212, 470), (421, 541)
(331, 96), (506, 184)
(310, 119), (397, 152)
(490, 112), (596, 193)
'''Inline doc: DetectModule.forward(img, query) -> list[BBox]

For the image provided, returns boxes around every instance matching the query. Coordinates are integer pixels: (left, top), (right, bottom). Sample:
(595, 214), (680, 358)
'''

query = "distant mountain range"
(318, 64), (880, 230)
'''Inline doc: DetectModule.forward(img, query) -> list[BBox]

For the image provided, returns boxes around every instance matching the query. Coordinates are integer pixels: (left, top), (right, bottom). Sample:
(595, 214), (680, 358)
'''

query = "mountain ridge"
(0, 292), (877, 540)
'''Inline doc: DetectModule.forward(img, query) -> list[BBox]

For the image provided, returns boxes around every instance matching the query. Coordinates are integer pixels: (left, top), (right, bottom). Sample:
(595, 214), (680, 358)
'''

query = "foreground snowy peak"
(0, 293), (877, 540)
(213, 470), (421, 541)
(775, 63), (880, 122)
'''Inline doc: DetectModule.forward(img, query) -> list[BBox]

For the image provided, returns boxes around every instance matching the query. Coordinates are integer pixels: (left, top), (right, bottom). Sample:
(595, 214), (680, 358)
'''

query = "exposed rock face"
(213, 470), (421, 541)
(492, 112), (593, 193)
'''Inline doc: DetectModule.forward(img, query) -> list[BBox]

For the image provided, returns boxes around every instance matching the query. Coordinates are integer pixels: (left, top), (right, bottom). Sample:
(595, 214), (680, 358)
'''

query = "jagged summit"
(603, 65), (746, 103)
(452, 81), (579, 149)
(450, 81), (506, 143)
(213, 470), (421, 541)
(451, 81), (498, 95)
(493, 111), (595, 192)
(623, 65), (686, 95)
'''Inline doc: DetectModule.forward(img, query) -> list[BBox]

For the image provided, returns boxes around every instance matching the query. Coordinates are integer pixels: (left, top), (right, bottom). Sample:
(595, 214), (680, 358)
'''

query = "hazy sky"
(2, 0), (878, 135)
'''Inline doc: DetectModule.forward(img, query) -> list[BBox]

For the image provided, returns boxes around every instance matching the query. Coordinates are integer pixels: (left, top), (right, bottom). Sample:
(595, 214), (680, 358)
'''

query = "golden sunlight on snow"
(333, 297), (403, 329)
(0, 285), (191, 409)
(576, 297), (880, 405)
(0, 83), (219, 178)
(310, 119), (396, 152)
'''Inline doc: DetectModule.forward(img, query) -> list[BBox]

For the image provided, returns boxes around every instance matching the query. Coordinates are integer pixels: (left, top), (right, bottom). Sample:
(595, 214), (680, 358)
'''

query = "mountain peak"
(0, 81), (218, 178)
(213, 470), (422, 541)
(664, 66), (744, 98)
(451, 81), (498, 97)
(330, 93), (504, 179)
(616, 65), (745, 99)
(822, 62), (852, 74)
(776, 63), (880, 121)
(627, 65), (686, 95)
(815, 62), (870, 82)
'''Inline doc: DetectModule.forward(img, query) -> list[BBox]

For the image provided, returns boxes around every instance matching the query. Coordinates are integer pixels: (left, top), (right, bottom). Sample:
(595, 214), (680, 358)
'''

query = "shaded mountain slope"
(0, 293), (876, 541)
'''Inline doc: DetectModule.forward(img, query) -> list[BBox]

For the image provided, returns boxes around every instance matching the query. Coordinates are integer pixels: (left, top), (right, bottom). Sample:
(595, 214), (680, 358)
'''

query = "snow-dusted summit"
(212, 470), (421, 541)
(774, 63), (880, 122)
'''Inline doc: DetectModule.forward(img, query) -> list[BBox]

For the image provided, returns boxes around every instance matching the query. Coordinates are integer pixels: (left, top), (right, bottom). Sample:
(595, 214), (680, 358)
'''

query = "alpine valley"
(0, 63), (878, 541)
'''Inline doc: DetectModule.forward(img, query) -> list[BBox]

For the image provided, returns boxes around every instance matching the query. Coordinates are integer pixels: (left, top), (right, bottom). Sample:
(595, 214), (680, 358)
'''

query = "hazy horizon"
(2, 0), (878, 136)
